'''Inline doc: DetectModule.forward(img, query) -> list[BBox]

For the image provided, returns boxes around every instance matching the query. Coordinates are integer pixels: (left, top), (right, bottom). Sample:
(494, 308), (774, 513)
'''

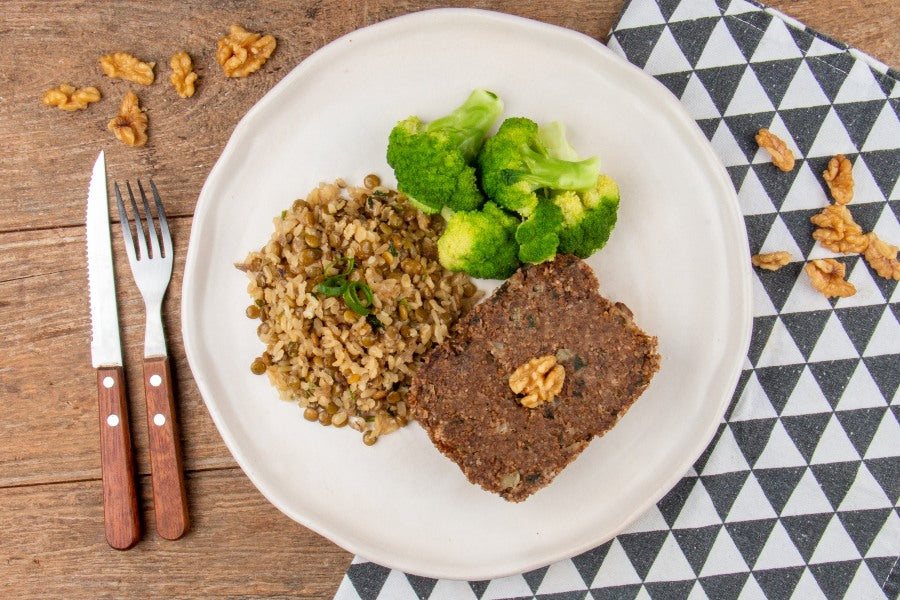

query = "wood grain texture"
(0, 469), (351, 599)
(96, 366), (141, 550)
(0, 219), (235, 488)
(143, 356), (189, 540)
(0, 1), (895, 598)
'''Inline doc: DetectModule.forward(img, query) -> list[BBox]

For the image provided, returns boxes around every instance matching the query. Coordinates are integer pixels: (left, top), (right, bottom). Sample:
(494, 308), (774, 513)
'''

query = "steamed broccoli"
(436, 202), (520, 279)
(386, 89), (503, 214)
(537, 120), (581, 161)
(515, 198), (563, 264)
(477, 117), (601, 216)
(553, 174), (620, 258)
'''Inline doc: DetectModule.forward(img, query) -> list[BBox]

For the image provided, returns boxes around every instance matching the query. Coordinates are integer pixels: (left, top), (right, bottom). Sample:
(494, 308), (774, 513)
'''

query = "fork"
(115, 179), (189, 540)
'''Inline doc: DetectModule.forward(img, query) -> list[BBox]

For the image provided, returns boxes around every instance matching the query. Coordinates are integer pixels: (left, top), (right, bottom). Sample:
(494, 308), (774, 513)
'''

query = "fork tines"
(113, 179), (172, 263)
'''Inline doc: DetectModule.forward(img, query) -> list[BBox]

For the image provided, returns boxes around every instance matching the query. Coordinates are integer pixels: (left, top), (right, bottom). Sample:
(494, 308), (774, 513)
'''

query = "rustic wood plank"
(0, 467), (352, 599)
(2, 1), (895, 233)
(0, 217), (238, 488)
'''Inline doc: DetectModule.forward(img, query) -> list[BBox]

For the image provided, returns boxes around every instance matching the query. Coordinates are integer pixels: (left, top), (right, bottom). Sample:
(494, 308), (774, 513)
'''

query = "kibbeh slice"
(410, 254), (660, 501)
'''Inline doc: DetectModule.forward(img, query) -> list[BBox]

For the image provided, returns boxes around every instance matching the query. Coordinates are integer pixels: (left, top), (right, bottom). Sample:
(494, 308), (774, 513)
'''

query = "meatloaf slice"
(409, 254), (660, 501)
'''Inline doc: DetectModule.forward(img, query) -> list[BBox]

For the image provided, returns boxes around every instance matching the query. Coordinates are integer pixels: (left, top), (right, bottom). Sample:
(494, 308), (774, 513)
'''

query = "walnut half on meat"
(216, 24), (276, 78)
(108, 92), (148, 147)
(509, 355), (565, 408)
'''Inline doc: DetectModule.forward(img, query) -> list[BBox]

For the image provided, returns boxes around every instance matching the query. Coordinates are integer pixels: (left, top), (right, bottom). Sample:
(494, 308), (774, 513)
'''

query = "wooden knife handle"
(142, 356), (189, 540)
(97, 366), (141, 550)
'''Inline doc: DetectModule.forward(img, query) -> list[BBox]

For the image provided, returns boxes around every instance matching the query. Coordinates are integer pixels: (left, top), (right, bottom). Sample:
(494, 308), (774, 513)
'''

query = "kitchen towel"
(335, 1), (899, 598)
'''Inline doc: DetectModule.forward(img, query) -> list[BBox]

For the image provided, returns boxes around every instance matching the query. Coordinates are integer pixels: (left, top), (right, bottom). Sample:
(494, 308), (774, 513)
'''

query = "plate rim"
(182, 7), (753, 580)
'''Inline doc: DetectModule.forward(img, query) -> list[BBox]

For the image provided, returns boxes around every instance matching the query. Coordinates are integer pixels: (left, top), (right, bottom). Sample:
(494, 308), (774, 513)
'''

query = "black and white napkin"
(335, 1), (899, 597)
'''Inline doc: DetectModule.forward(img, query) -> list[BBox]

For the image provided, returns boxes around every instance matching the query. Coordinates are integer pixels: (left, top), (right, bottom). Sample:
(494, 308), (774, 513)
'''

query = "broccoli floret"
(477, 117), (601, 216)
(553, 174), (620, 259)
(537, 120), (581, 161)
(387, 89), (503, 214)
(437, 202), (520, 279)
(515, 198), (563, 263)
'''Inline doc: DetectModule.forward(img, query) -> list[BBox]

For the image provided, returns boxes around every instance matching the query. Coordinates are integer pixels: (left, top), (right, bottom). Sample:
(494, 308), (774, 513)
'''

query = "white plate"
(182, 8), (752, 580)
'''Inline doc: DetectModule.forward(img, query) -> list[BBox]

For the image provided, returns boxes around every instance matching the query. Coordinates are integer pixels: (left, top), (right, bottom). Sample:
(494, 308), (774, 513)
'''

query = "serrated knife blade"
(87, 150), (123, 368)
(85, 149), (141, 550)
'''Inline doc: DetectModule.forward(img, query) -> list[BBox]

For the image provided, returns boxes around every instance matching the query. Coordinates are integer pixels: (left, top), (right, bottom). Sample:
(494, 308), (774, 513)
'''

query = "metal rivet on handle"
(103, 376), (114, 388)
(153, 413), (166, 426)
(149, 374), (162, 387)
(107, 414), (120, 427)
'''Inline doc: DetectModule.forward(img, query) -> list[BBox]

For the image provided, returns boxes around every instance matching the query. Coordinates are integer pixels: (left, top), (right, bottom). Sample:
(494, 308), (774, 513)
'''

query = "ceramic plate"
(182, 8), (752, 580)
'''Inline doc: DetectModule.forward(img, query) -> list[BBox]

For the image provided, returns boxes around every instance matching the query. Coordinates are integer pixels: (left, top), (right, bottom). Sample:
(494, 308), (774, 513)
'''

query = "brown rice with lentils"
(238, 177), (479, 445)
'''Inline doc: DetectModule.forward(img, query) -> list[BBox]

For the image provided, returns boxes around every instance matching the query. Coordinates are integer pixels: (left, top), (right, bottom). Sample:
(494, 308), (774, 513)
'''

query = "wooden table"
(1, 1), (896, 597)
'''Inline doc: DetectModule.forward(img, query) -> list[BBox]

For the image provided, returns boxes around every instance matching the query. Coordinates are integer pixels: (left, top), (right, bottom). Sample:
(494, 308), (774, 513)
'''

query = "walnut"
(805, 259), (856, 298)
(107, 92), (148, 147)
(169, 51), (198, 98)
(755, 128), (795, 172)
(216, 24), (277, 78)
(41, 83), (100, 111)
(823, 154), (854, 205)
(752, 251), (791, 271)
(810, 204), (869, 253)
(100, 52), (155, 85)
(509, 355), (565, 408)
(863, 233), (900, 280)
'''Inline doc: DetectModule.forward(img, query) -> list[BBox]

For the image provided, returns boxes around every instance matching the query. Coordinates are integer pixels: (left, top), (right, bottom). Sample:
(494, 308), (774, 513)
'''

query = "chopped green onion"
(316, 275), (348, 297)
(389, 239), (398, 256)
(281, 210), (287, 219)
(323, 256), (355, 277)
(344, 281), (374, 315)
(366, 314), (385, 331)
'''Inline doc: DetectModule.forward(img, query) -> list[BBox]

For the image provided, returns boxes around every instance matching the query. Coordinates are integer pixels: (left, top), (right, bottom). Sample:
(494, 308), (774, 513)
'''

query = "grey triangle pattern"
(336, 1), (900, 598)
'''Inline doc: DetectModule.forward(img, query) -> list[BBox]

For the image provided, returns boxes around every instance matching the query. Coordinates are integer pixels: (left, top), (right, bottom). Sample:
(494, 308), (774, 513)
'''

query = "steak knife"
(86, 150), (141, 550)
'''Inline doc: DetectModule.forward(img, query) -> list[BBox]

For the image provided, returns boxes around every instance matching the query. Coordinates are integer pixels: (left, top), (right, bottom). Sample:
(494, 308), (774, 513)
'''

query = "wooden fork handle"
(97, 366), (141, 550)
(143, 356), (189, 540)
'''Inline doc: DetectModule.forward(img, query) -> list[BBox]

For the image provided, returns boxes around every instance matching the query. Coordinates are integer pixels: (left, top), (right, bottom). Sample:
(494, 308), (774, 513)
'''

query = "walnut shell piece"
(810, 204), (869, 254)
(752, 251), (791, 271)
(509, 355), (565, 408)
(107, 91), (148, 147)
(863, 233), (900, 280)
(41, 83), (101, 111)
(216, 24), (277, 78)
(823, 154), (854, 205)
(100, 52), (155, 85)
(755, 128), (795, 172)
(805, 259), (856, 298)
(170, 51), (198, 98)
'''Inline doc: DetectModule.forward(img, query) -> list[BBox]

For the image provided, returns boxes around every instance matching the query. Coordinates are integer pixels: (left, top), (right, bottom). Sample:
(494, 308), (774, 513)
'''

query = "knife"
(86, 150), (141, 550)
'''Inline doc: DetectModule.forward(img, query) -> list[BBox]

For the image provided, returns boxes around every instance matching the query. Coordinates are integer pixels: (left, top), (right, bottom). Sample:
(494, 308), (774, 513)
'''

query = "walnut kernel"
(810, 204), (869, 254)
(108, 92), (148, 147)
(752, 251), (791, 271)
(170, 51), (198, 98)
(216, 24), (277, 78)
(509, 355), (565, 408)
(41, 83), (101, 111)
(100, 52), (155, 85)
(863, 233), (900, 280)
(805, 259), (856, 298)
(823, 154), (854, 205)
(755, 128), (795, 172)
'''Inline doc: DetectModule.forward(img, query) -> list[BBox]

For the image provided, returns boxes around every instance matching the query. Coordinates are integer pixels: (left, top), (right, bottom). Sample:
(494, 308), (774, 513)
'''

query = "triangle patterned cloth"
(336, 1), (899, 598)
